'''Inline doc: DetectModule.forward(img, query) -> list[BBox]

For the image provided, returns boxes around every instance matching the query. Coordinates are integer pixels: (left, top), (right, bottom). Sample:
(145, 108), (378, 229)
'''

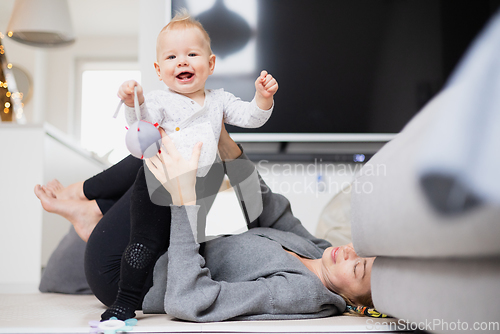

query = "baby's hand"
(118, 80), (144, 107)
(255, 70), (278, 110)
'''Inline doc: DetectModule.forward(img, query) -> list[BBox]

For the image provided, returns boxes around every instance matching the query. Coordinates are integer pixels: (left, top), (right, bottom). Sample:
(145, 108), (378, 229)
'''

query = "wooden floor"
(0, 293), (405, 333)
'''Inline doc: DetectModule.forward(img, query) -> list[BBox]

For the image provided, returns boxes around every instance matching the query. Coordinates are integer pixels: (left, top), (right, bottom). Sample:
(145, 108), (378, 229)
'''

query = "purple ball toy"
(115, 86), (162, 159)
(125, 120), (162, 159)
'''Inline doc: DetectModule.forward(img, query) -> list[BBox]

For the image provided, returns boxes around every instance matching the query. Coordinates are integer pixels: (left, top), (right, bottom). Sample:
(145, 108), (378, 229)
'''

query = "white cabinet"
(0, 124), (44, 293)
(0, 124), (105, 293)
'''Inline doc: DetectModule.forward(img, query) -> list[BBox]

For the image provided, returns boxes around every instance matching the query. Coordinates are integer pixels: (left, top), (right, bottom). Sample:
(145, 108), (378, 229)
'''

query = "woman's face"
(320, 243), (375, 304)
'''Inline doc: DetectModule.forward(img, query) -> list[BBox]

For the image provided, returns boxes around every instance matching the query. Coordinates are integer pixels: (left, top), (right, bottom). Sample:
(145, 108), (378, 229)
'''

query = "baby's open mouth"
(176, 72), (194, 80)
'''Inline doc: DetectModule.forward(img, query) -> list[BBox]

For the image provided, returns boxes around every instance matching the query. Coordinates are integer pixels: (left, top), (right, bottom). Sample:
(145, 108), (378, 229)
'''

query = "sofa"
(346, 10), (500, 334)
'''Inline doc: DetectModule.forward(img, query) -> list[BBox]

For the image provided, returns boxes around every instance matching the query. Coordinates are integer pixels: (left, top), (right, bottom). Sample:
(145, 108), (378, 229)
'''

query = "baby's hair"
(157, 8), (212, 54)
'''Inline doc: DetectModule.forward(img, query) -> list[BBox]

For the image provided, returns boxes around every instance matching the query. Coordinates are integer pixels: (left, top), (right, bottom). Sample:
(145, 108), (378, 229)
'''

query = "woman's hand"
(145, 129), (202, 206)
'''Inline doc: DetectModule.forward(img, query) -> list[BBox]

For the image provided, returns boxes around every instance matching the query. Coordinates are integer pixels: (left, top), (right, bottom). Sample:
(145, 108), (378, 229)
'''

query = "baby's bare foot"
(44, 179), (86, 201)
(34, 185), (102, 242)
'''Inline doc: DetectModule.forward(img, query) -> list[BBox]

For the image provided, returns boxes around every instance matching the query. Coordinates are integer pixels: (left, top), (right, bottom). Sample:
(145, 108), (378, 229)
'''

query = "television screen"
(173, 0), (499, 135)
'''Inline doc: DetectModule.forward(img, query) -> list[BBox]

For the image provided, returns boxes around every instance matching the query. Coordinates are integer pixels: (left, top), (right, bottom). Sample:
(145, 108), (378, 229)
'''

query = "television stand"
(230, 133), (395, 162)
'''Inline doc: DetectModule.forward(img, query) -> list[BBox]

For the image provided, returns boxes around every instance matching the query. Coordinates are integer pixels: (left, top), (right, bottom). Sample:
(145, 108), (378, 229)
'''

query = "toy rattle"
(89, 317), (138, 334)
(114, 86), (162, 159)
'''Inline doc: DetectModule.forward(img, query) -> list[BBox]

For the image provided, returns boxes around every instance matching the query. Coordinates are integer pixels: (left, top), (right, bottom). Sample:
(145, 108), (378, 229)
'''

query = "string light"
(0, 37), (11, 120)
(0, 35), (26, 123)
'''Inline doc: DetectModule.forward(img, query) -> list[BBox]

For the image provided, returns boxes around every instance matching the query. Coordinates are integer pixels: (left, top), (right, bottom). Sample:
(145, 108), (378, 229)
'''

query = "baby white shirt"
(124, 88), (273, 176)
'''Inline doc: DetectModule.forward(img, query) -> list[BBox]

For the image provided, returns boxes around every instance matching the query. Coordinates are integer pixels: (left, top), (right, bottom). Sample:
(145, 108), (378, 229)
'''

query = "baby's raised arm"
(222, 71), (278, 129)
(254, 70), (279, 110)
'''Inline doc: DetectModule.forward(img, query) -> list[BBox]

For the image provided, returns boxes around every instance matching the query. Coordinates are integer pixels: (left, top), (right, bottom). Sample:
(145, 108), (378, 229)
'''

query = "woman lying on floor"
(35, 123), (375, 322)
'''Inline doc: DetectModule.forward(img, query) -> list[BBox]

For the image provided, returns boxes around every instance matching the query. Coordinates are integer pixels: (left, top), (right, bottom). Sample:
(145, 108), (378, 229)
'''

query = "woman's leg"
(44, 179), (86, 201)
(99, 166), (173, 320)
(84, 155), (143, 202)
(86, 160), (222, 319)
(35, 156), (139, 242)
(34, 185), (103, 242)
(39, 155), (143, 216)
(85, 186), (135, 307)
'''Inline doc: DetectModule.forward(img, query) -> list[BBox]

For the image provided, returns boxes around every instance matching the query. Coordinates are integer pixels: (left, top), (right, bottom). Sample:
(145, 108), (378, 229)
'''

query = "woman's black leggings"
(83, 155), (224, 319)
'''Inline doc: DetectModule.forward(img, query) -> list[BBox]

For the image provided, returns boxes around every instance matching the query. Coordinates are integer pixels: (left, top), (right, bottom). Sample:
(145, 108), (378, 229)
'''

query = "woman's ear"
(208, 54), (216, 75)
(154, 62), (162, 81)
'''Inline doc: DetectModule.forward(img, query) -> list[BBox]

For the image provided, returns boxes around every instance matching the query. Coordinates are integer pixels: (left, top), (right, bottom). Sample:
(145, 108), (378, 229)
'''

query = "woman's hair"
(157, 8), (212, 54)
(340, 292), (374, 317)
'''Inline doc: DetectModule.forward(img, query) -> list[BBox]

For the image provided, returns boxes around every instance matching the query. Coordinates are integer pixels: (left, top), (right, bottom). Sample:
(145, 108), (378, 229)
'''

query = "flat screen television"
(173, 0), (499, 139)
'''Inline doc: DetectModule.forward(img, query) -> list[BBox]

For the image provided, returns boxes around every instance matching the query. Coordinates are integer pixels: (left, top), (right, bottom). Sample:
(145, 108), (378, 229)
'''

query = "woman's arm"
(143, 126), (339, 321)
(145, 129), (201, 206)
(164, 205), (339, 322)
(218, 124), (330, 247)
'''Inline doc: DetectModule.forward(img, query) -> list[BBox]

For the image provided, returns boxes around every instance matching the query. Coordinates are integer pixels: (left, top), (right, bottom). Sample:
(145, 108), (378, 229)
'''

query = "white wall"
(139, 0), (171, 92)
(45, 35), (139, 135)
(2, 34), (138, 134)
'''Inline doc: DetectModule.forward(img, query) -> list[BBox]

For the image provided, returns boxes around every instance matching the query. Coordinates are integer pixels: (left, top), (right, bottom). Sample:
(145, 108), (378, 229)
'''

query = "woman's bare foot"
(34, 184), (102, 242)
(44, 179), (86, 201)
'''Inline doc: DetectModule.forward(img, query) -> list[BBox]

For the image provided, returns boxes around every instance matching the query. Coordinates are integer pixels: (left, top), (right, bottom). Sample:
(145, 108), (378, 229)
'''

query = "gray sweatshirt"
(142, 152), (346, 322)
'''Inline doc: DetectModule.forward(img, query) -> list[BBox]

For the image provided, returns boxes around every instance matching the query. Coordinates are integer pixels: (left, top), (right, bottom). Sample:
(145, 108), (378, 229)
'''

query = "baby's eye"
(188, 53), (197, 57)
(167, 55), (176, 60)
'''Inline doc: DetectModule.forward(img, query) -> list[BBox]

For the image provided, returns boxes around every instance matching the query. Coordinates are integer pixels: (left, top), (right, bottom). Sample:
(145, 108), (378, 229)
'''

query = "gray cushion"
(350, 86), (500, 259)
(39, 226), (92, 295)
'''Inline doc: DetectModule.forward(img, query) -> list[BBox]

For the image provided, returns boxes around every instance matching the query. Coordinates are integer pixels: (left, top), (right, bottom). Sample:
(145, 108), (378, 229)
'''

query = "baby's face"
(155, 27), (215, 100)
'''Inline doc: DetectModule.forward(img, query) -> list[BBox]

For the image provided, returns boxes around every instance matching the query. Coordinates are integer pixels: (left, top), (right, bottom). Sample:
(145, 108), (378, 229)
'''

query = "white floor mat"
(0, 293), (400, 333)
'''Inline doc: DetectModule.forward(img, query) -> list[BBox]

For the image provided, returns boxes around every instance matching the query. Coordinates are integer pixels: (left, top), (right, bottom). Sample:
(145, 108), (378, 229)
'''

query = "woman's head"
(319, 243), (375, 306)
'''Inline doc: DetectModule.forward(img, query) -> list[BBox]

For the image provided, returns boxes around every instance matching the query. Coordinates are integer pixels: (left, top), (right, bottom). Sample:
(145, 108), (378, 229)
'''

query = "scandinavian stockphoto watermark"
(256, 159), (386, 177)
(257, 159), (387, 197)
(366, 318), (500, 332)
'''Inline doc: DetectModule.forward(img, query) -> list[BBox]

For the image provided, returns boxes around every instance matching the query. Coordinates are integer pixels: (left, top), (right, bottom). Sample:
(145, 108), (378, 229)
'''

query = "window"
(78, 62), (140, 164)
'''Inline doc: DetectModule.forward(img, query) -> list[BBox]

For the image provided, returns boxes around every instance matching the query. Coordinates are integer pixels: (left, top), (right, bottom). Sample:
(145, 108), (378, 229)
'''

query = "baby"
(102, 11), (278, 321)
(119, 12), (277, 173)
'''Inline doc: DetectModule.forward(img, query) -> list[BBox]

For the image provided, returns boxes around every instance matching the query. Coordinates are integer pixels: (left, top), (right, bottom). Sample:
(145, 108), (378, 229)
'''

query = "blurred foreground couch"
(348, 10), (500, 334)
